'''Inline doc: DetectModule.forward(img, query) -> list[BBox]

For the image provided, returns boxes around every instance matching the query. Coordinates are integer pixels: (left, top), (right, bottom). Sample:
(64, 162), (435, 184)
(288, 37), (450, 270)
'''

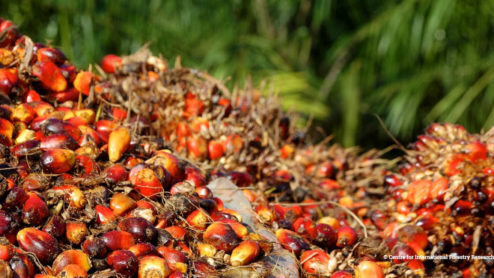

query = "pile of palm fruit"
(0, 17), (492, 278)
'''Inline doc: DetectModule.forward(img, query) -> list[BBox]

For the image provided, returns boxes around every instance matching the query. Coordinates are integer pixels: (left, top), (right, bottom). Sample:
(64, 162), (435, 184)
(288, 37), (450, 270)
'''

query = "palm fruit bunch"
(374, 123), (494, 277)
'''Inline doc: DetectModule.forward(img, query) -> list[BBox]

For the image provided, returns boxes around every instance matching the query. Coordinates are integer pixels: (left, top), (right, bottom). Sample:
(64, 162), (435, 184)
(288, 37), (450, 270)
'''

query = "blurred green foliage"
(2, 0), (494, 148)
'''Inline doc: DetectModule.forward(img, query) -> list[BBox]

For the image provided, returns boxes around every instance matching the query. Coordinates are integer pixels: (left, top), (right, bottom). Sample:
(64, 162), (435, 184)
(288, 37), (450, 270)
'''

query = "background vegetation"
(2, 0), (494, 148)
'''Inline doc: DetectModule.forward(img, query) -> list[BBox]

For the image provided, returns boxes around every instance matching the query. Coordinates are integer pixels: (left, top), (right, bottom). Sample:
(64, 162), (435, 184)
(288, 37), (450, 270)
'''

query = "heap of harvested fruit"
(2, 16), (493, 278)
(0, 17), (389, 278)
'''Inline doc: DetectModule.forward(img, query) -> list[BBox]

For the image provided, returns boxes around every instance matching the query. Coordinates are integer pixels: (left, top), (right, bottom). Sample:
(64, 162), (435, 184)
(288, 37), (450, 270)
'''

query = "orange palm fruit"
(230, 240), (261, 266)
(32, 61), (67, 92)
(108, 126), (131, 162)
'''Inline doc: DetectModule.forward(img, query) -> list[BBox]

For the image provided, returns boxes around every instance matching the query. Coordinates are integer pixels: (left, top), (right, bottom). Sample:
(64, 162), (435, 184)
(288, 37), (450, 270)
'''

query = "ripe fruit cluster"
(0, 17), (491, 278)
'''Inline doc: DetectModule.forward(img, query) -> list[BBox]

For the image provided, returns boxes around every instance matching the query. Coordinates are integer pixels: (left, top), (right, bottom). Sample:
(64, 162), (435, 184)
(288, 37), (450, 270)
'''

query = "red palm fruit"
(128, 243), (159, 258)
(275, 229), (310, 256)
(58, 264), (88, 278)
(0, 244), (14, 261)
(73, 71), (94, 96)
(66, 222), (88, 245)
(165, 226), (187, 241)
(43, 120), (81, 141)
(242, 189), (257, 203)
(10, 254), (35, 278)
(310, 223), (337, 249)
(59, 63), (77, 82)
(21, 173), (49, 191)
(300, 249), (332, 275)
(443, 153), (467, 176)
(185, 166), (206, 186)
(36, 47), (66, 65)
(397, 225), (428, 249)
(369, 210), (389, 230)
(175, 122), (190, 138)
(40, 133), (77, 150)
(217, 219), (248, 238)
(104, 164), (128, 184)
(466, 141), (487, 162)
(227, 171), (253, 187)
(0, 68), (18, 94)
(184, 94), (205, 117)
(138, 255), (171, 278)
(280, 144), (295, 159)
(224, 134), (244, 153)
(336, 226), (357, 248)
(231, 240), (261, 266)
(192, 261), (215, 277)
(119, 217), (157, 243)
(11, 139), (39, 157)
(355, 261), (384, 278)
(453, 200), (473, 216)
(95, 120), (116, 143)
(82, 237), (107, 258)
(31, 102), (54, 117)
(22, 192), (49, 225)
(190, 117), (209, 133)
(0, 118), (13, 146)
(48, 88), (79, 102)
(12, 104), (35, 123)
(147, 151), (184, 181)
(186, 209), (210, 231)
(396, 200), (412, 215)
(207, 140), (225, 160)
(75, 154), (99, 176)
(157, 246), (187, 273)
(102, 231), (135, 251)
(95, 204), (116, 224)
(391, 243), (416, 264)
(0, 20), (18, 47)
(51, 185), (86, 209)
(318, 180), (340, 191)
(32, 61), (67, 92)
(292, 217), (316, 238)
(407, 179), (432, 206)
(40, 149), (75, 173)
(195, 186), (213, 199)
(203, 222), (240, 252)
(407, 260), (425, 276)
(187, 136), (208, 159)
(101, 54), (122, 73)
(256, 205), (274, 223)
(430, 177), (449, 201)
(132, 167), (164, 198)
(0, 210), (11, 236)
(107, 250), (138, 277)
(52, 250), (91, 275)
(17, 228), (58, 264)
(3, 187), (27, 210)
(108, 126), (130, 162)
(110, 192), (136, 216)
(112, 107), (127, 122)
(213, 197), (224, 211)
(315, 161), (334, 178)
